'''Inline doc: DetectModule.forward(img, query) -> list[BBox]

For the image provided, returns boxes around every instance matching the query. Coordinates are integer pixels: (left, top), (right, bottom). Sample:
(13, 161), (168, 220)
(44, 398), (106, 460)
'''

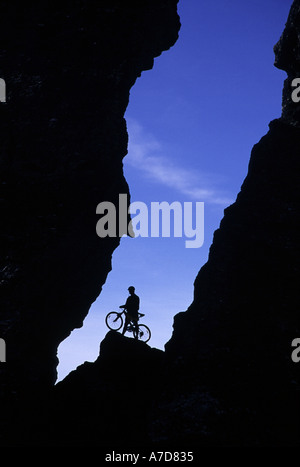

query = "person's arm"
(120, 297), (129, 309)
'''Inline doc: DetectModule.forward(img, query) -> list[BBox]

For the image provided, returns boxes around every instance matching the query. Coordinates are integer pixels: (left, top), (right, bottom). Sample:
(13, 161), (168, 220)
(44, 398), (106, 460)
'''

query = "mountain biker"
(120, 286), (141, 338)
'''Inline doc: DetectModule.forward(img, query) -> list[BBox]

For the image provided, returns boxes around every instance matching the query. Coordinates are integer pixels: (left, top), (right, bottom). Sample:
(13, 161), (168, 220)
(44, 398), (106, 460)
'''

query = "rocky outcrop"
(0, 0), (180, 445)
(50, 332), (164, 447)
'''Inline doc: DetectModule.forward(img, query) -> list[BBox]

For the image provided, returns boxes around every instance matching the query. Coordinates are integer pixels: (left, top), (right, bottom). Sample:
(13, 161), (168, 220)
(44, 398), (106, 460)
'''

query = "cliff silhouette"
(0, 0), (299, 447)
(0, 0), (180, 445)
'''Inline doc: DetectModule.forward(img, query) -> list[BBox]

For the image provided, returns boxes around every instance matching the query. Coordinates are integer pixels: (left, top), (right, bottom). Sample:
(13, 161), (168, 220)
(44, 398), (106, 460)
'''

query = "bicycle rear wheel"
(137, 324), (151, 343)
(105, 312), (123, 331)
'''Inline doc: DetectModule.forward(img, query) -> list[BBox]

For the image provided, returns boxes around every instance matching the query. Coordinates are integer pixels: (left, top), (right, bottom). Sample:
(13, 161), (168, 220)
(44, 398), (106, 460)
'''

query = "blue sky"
(57, 0), (292, 381)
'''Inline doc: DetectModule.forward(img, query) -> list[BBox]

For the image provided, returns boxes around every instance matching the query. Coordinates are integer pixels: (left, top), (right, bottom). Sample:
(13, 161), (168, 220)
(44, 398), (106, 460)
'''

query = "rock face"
(160, 118), (300, 446)
(0, 0), (180, 445)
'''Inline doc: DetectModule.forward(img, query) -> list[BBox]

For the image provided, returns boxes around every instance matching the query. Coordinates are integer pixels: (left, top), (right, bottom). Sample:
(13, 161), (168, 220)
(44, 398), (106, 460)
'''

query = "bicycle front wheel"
(138, 324), (151, 343)
(105, 312), (123, 331)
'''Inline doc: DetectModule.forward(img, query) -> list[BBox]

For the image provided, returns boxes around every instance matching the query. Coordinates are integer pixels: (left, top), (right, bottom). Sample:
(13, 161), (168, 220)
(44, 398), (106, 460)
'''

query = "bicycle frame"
(119, 309), (143, 322)
(105, 309), (151, 342)
(120, 310), (144, 337)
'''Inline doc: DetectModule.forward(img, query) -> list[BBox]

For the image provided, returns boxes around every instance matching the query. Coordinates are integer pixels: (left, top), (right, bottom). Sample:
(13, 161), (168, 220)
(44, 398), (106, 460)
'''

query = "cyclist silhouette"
(120, 286), (140, 338)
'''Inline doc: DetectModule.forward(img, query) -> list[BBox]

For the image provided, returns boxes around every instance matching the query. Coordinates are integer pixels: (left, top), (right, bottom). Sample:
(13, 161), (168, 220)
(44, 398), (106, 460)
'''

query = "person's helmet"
(128, 286), (135, 292)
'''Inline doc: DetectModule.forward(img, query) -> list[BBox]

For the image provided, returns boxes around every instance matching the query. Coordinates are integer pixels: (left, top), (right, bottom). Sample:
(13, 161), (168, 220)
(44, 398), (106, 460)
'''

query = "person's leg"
(122, 314), (129, 335)
(132, 319), (139, 339)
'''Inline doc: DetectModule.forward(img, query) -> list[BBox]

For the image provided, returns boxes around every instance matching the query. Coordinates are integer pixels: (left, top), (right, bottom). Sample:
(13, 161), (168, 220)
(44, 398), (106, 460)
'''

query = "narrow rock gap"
(55, 0), (289, 383)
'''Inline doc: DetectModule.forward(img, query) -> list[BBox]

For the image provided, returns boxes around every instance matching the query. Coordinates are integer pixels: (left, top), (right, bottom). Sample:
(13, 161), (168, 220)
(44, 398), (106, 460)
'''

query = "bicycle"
(105, 310), (151, 343)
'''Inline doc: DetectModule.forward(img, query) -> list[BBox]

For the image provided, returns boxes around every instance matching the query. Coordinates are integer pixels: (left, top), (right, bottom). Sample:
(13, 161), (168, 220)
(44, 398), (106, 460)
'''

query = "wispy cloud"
(125, 119), (234, 206)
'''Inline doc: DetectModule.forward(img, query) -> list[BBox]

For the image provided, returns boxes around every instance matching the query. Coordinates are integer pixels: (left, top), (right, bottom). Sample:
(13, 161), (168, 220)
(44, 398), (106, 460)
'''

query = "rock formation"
(160, 118), (299, 446)
(51, 332), (164, 447)
(1, 0), (299, 448)
(0, 0), (180, 445)
(158, 1), (300, 445)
